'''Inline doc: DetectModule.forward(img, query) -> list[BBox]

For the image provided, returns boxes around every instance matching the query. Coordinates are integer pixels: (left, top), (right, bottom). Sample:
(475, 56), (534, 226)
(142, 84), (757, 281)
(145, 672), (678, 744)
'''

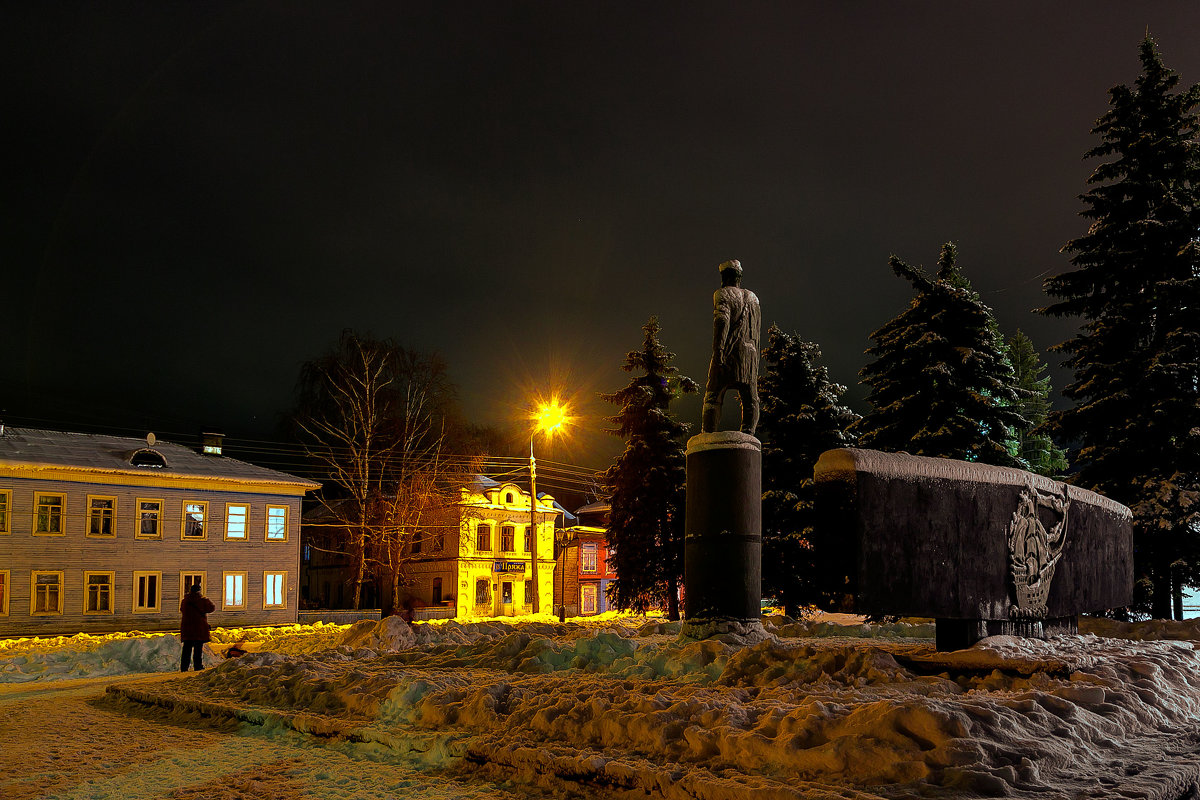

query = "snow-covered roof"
(574, 499), (610, 515)
(0, 427), (319, 491)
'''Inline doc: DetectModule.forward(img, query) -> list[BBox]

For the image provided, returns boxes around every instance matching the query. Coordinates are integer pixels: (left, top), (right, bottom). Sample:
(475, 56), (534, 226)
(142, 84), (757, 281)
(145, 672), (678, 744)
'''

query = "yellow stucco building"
(405, 476), (559, 619)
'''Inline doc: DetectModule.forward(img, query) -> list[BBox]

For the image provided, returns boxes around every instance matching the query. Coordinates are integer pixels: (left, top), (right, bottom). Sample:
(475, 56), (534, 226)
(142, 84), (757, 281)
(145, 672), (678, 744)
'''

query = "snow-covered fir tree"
(600, 317), (697, 620)
(1003, 330), (1069, 477)
(757, 326), (860, 616)
(851, 243), (1028, 467)
(1041, 38), (1200, 619)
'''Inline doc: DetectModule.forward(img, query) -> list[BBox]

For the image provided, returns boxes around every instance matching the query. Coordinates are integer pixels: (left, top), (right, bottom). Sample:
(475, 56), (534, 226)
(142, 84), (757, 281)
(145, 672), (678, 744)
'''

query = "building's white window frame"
(0, 489), (10, 534)
(223, 571), (247, 610)
(263, 570), (287, 609)
(30, 570), (64, 615)
(225, 503), (248, 540)
(135, 498), (164, 539)
(132, 571), (162, 613)
(0, 570), (9, 616)
(265, 505), (288, 542)
(86, 495), (117, 538)
(581, 542), (599, 573)
(33, 492), (66, 536)
(180, 571), (206, 599)
(84, 571), (115, 614)
(581, 583), (598, 615)
(181, 501), (208, 541)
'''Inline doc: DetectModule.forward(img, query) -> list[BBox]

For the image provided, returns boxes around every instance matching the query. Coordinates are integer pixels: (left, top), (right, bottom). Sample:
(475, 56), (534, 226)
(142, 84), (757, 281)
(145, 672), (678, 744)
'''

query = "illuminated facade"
(404, 476), (560, 619)
(554, 499), (615, 616)
(0, 427), (318, 636)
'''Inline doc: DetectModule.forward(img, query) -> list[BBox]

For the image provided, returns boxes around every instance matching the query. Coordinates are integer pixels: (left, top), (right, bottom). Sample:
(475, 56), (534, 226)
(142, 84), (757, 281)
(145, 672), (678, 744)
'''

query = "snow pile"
(109, 618), (1200, 799)
(0, 633), (210, 682)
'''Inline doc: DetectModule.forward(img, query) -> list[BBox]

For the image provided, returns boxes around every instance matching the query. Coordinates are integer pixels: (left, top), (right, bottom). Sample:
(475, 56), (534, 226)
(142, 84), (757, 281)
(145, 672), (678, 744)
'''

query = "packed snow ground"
(4, 613), (1200, 799)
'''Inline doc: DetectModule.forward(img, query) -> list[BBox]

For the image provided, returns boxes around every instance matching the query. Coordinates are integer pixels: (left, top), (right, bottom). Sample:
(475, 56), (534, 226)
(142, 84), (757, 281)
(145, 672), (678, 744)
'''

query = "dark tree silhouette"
(600, 317), (697, 619)
(1041, 38), (1200, 619)
(852, 243), (1027, 467)
(757, 326), (859, 616)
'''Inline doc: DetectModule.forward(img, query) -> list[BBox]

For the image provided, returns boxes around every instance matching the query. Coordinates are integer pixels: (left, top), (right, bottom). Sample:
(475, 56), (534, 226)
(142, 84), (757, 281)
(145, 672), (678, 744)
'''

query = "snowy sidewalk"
(102, 617), (1200, 799)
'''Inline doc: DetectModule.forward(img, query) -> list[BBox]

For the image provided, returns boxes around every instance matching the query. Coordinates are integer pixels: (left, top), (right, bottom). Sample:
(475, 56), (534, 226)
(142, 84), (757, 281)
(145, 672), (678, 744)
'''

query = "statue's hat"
(718, 259), (742, 274)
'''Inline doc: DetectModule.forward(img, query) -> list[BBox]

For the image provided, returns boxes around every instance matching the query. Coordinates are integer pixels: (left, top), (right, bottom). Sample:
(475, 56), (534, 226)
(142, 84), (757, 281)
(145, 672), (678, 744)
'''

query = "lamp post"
(529, 399), (568, 615)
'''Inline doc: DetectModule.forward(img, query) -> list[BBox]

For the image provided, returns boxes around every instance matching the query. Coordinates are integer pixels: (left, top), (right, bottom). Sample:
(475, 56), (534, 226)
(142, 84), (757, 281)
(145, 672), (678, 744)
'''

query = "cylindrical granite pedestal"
(684, 431), (762, 632)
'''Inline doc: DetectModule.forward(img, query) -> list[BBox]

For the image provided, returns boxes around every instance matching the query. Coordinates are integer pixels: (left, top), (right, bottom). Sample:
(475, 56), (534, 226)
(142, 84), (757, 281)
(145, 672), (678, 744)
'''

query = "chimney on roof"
(200, 431), (224, 455)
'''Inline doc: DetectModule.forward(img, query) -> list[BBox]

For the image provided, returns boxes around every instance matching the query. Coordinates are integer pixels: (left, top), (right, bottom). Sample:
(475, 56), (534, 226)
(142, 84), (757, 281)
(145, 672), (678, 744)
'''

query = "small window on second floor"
(34, 493), (65, 535)
(87, 496), (116, 537)
(500, 525), (515, 552)
(182, 502), (207, 540)
(266, 506), (288, 541)
(137, 499), (163, 539)
(0, 490), (10, 534)
(476, 524), (491, 552)
(226, 504), (248, 539)
(581, 543), (598, 573)
(523, 525), (532, 552)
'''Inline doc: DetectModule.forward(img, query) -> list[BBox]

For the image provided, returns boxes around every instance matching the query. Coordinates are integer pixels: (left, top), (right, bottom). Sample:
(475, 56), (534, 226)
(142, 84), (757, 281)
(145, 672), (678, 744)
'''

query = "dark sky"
(5, 2), (1200, 470)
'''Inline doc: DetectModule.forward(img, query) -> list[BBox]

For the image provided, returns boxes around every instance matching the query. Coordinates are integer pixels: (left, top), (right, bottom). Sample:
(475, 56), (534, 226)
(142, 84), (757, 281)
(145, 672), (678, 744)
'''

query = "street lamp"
(529, 397), (569, 615)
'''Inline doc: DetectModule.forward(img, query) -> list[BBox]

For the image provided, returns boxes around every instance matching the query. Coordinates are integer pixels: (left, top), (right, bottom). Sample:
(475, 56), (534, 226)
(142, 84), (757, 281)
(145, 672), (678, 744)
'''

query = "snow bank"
(0, 633), (212, 682)
(106, 616), (1200, 799)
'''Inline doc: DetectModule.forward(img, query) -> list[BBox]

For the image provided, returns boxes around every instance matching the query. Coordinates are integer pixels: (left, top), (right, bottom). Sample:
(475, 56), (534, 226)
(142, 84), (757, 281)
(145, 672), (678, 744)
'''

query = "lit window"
(84, 572), (114, 614)
(0, 490), (10, 533)
(476, 524), (491, 552)
(31, 571), (64, 615)
(226, 504), (248, 539)
(263, 571), (286, 608)
(223, 572), (247, 610)
(0, 571), (9, 616)
(133, 571), (161, 612)
(581, 584), (597, 614)
(182, 502), (207, 539)
(34, 493), (65, 535)
(266, 506), (288, 541)
(136, 499), (163, 539)
(181, 572), (205, 598)
(524, 526), (532, 552)
(500, 525), (515, 552)
(581, 543), (598, 573)
(474, 578), (490, 606)
(87, 496), (116, 537)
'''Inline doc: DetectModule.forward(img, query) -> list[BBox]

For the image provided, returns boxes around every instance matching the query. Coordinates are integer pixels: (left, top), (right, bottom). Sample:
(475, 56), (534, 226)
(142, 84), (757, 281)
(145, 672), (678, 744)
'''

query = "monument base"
(935, 615), (1079, 651)
(684, 431), (762, 626)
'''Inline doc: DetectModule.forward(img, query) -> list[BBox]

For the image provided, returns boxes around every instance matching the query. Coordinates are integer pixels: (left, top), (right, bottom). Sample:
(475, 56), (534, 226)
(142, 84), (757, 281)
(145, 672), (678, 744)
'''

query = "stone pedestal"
(683, 431), (762, 627)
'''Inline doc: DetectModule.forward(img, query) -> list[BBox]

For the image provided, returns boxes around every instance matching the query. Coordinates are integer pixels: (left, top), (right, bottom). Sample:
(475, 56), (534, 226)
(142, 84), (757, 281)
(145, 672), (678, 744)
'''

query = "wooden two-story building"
(554, 499), (616, 616)
(0, 427), (319, 637)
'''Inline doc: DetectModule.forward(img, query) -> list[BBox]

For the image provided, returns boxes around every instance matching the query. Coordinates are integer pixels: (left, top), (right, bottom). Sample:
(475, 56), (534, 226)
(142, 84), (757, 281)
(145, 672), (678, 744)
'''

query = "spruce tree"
(1004, 330), (1069, 477)
(852, 242), (1027, 467)
(1040, 38), (1200, 618)
(600, 317), (698, 619)
(757, 326), (859, 616)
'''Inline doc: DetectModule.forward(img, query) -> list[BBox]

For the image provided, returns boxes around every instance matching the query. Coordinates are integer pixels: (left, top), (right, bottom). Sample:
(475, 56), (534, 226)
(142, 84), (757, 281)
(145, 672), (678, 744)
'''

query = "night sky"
(5, 3), (1200, 470)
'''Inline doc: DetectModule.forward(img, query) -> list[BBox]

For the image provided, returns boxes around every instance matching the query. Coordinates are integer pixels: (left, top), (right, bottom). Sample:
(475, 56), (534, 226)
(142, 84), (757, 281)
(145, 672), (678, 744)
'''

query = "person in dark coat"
(180, 582), (215, 671)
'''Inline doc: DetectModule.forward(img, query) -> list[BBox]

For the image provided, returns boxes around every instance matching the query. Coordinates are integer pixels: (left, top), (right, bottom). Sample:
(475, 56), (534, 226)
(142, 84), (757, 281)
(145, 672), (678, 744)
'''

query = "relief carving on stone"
(1007, 482), (1070, 619)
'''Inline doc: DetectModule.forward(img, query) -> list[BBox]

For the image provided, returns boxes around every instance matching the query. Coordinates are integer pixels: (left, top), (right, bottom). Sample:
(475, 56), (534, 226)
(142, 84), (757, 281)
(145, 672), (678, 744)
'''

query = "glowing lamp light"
(532, 397), (571, 437)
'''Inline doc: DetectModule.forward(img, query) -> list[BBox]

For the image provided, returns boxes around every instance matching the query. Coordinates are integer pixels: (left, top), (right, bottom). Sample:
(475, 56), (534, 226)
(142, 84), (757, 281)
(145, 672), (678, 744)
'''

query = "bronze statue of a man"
(702, 259), (761, 435)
